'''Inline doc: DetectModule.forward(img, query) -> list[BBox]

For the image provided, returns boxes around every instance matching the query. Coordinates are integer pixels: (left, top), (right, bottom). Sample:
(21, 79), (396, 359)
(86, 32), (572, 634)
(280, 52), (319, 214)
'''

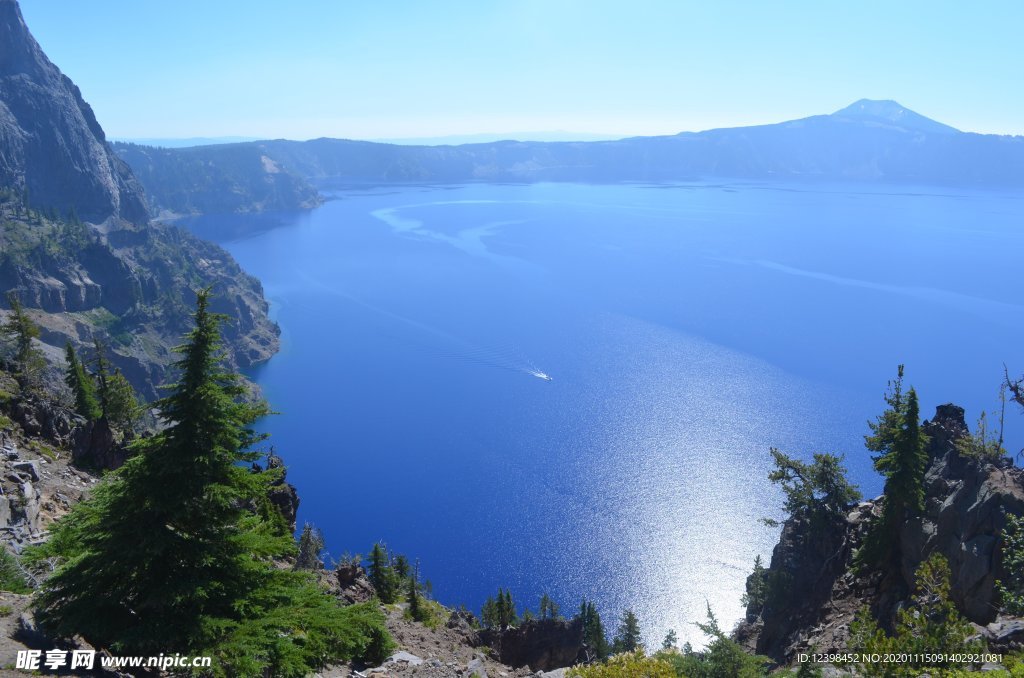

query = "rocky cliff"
(0, 0), (148, 224)
(0, 0), (278, 397)
(737, 404), (1024, 663)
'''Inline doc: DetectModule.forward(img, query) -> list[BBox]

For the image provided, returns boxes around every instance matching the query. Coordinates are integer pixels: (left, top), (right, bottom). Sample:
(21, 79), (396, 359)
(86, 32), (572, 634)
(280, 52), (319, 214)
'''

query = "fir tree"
(861, 367), (928, 572)
(295, 523), (326, 570)
(64, 342), (101, 421)
(30, 290), (392, 676)
(105, 369), (141, 436)
(611, 608), (642, 653)
(662, 628), (678, 650)
(2, 293), (45, 391)
(367, 542), (400, 603)
(539, 592), (560, 620)
(578, 600), (609, 660)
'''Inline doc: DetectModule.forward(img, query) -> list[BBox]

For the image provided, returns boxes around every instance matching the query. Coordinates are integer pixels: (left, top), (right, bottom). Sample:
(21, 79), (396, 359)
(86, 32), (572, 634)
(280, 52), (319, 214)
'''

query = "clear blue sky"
(18, 0), (1024, 140)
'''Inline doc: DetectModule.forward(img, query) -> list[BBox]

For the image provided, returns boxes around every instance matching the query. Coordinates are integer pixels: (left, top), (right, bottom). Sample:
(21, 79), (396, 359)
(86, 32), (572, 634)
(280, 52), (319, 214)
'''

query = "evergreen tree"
(392, 553), (411, 580)
(539, 592), (560, 620)
(90, 337), (112, 417)
(2, 293), (45, 391)
(481, 596), (499, 628)
(661, 628), (678, 650)
(578, 600), (609, 660)
(367, 542), (400, 603)
(64, 342), (101, 421)
(295, 523), (325, 570)
(30, 290), (392, 676)
(611, 608), (642, 653)
(407, 562), (428, 623)
(861, 367), (928, 571)
(105, 369), (141, 436)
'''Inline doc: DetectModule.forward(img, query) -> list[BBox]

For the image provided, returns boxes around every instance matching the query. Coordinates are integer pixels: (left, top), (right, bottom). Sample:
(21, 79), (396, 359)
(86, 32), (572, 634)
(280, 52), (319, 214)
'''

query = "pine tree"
(861, 367), (928, 572)
(367, 542), (400, 603)
(295, 523), (325, 570)
(578, 600), (609, 660)
(105, 369), (141, 436)
(30, 290), (392, 676)
(611, 608), (642, 653)
(539, 592), (560, 620)
(662, 629), (678, 650)
(2, 293), (45, 391)
(64, 342), (101, 421)
(90, 337), (111, 417)
(481, 596), (499, 628)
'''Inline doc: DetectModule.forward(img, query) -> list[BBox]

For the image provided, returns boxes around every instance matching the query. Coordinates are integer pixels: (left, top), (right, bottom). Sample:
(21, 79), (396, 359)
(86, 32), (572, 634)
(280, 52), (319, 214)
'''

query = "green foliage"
(765, 449), (860, 529)
(997, 513), (1024, 615)
(860, 367), (929, 572)
(612, 608), (643, 654)
(539, 591), (561, 620)
(660, 604), (771, 678)
(367, 542), (401, 604)
(849, 553), (981, 677)
(28, 290), (392, 676)
(295, 523), (326, 570)
(482, 588), (518, 629)
(741, 555), (768, 611)
(661, 629), (678, 651)
(104, 368), (142, 436)
(578, 599), (610, 660)
(956, 408), (1007, 461)
(64, 342), (101, 421)
(568, 650), (675, 677)
(0, 548), (30, 594)
(1, 293), (45, 392)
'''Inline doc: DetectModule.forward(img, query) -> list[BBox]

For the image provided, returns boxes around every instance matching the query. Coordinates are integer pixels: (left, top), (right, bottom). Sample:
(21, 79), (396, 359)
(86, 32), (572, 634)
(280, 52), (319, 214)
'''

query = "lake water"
(184, 181), (1024, 647)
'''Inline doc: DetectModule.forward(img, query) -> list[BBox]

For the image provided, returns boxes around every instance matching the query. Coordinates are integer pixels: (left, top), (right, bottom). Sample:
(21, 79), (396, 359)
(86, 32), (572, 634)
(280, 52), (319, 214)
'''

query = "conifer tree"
(64, 342), (101, 421)
(105, 369), (141, 436)
(2, 293), (45, 391)
(367, 542), (400, 603)
(578, 600), (609, 660)
(861, 367), (928, 571)
(90, 337), (111, 417)
(30, 290), (392, 676)
(662, 628), (678, 650)
(295, 523), (326, 570)
(611, 608), (642, 653)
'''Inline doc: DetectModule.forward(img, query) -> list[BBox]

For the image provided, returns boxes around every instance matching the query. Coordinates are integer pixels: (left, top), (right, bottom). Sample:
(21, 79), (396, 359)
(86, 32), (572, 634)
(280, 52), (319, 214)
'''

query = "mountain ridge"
(114, 99), (1024, 217)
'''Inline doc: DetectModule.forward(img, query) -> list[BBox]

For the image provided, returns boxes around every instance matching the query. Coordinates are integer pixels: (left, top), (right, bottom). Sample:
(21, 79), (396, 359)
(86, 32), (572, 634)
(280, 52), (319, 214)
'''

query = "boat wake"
(298, 273), (552, 382)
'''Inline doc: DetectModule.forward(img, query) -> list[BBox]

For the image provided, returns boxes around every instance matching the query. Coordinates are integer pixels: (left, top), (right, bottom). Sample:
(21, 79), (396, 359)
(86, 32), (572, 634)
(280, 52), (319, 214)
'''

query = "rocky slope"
(112, 141), (321, 217)
(0, 0), (278, 398)
(736, 404), (1024, 664)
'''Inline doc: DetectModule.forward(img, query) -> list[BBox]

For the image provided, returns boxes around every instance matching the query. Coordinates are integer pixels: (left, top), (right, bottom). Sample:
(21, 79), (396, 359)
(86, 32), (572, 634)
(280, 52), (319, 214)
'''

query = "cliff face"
(738, 404), (1024, 662)
(0, 0), (148, 224)
(0, 0), (278, 397)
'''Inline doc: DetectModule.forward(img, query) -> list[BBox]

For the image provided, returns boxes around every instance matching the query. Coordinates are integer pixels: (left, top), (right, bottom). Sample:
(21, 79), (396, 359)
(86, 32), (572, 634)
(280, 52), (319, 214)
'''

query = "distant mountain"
(115, 100), (1023, 216)
(0, 0), (278, 397)
(112, 136), (264, 148)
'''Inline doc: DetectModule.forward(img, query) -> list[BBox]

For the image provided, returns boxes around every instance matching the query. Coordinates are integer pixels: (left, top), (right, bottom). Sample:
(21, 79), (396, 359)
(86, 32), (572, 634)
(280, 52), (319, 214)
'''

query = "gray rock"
(11, 460), (39, 482)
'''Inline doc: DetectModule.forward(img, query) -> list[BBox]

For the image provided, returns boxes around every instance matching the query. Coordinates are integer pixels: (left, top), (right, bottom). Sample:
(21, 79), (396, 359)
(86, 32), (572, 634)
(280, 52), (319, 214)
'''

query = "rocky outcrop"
(0, 0), (149, 224)
(261, 453), (300, 532)
(71, 418), (128, 471)
(738, 404), (1024, 663)
(476, 619), (585, 672)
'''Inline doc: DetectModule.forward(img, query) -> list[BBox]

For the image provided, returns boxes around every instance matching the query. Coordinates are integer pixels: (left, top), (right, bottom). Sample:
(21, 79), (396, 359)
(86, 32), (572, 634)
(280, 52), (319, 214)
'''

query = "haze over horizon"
(19, 1), (1024, 141)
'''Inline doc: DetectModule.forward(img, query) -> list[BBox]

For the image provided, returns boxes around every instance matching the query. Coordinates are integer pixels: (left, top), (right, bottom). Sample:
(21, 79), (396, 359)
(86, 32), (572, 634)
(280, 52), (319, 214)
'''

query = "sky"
(18, 0), (1024, 141)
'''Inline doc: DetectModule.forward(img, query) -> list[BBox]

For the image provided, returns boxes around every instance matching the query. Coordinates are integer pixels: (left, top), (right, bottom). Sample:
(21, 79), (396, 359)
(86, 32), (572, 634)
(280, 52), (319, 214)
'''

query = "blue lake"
(184, 181), (1024, 647)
